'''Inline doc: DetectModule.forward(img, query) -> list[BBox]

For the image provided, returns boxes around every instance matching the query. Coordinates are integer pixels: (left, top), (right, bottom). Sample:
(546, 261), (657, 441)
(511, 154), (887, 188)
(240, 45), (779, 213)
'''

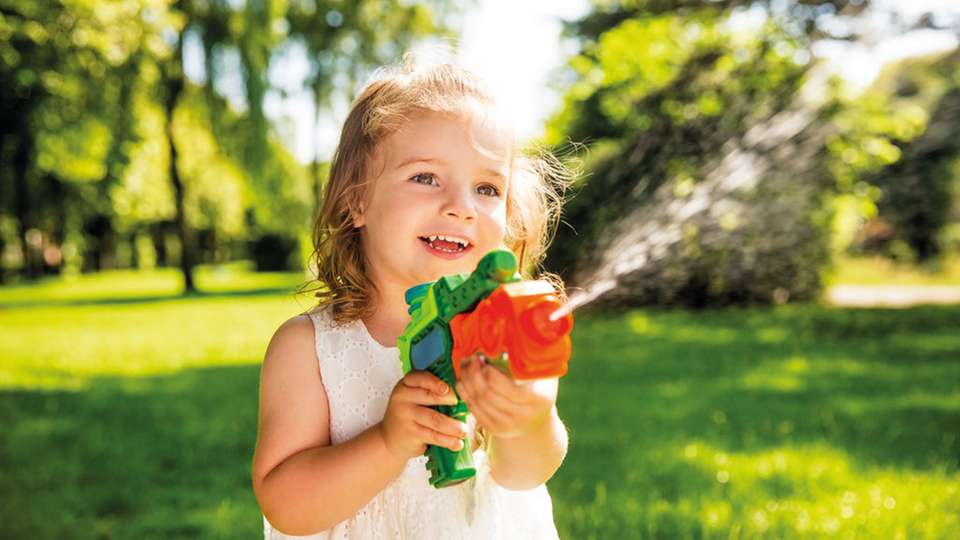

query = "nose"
(440, 186), (477, 222)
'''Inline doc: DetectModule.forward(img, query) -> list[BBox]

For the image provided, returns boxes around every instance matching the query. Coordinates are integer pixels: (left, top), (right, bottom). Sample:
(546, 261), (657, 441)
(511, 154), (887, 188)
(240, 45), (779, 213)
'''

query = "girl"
(252, 57), (573, 539)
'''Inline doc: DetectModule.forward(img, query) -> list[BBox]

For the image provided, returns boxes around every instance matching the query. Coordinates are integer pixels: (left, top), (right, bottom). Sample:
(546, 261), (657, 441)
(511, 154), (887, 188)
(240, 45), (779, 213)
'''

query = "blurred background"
(1, 0), (958, 538)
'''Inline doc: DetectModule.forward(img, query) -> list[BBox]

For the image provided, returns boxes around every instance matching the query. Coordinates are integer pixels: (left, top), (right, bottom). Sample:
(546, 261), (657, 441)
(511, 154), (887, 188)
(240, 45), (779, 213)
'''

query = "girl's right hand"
(378, 371), (469, 461)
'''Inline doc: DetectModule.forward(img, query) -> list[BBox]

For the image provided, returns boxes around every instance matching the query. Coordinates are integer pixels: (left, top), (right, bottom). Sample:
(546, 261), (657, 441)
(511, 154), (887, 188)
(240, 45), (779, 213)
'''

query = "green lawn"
(1, 268), (958, 538)
(827, 255), (960, 286)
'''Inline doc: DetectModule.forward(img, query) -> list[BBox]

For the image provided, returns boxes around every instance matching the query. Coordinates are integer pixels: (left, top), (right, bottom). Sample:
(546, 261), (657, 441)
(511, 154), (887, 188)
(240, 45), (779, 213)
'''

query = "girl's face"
(353, 109), (512, 292)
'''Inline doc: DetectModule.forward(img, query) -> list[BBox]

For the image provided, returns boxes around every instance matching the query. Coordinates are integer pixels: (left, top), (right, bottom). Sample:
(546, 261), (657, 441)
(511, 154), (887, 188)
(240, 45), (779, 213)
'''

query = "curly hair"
(300, 57), (574, 324)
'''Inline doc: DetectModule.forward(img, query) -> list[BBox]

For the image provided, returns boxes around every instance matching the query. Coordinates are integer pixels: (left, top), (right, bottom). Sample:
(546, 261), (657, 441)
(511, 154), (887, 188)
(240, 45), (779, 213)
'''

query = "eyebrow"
(396, 157), (507, 182)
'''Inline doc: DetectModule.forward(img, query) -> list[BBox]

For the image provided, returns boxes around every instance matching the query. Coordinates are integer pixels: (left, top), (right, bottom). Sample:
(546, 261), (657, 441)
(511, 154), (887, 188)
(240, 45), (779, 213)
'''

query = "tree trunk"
(12, 131), (39, 280)
(0, 228), (6, 284)
(164, 30), (195, 293)
(152, 222), (169, 267)
(45, 174), (65, 275)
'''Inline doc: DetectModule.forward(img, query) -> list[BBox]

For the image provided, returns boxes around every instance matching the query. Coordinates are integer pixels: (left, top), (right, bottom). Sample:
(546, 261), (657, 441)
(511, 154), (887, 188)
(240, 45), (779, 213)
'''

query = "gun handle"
(424, 400), (475, 488)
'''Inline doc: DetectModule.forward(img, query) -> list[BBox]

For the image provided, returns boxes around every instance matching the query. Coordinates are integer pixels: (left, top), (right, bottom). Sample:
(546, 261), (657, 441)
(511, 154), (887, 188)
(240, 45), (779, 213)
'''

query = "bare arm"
(251, 316), (404, 535)
(251, 315), (466, 536)
(488, 402), (568, 490)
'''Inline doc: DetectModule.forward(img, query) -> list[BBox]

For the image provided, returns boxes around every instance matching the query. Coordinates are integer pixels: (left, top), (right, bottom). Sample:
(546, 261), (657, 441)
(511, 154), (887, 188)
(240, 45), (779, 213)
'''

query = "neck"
(361, 283), (413, 349)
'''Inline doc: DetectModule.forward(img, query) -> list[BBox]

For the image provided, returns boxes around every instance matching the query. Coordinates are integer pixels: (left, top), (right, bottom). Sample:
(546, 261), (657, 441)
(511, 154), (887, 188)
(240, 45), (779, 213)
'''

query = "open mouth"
(418, 234), (472, 253)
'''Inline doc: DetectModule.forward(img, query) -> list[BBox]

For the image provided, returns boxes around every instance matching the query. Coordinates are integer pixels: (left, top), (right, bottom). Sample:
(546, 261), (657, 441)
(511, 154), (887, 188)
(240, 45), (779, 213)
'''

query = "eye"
(476, 184), (501, 197)
(410, 172), (439, 186)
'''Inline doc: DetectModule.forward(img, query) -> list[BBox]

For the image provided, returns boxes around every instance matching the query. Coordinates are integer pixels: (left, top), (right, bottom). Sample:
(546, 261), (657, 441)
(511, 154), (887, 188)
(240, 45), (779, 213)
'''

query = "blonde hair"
(301, 58), (574, 324)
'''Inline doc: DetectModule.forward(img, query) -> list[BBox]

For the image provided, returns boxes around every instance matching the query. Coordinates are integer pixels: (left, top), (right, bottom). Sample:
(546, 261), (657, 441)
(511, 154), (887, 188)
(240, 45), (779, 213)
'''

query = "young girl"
(251, 57), (572, 539)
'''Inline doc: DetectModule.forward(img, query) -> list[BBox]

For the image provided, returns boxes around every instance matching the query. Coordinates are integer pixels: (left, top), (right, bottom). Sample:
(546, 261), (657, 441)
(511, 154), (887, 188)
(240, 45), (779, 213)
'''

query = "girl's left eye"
(476, 184), (500, 197)
(410, 172), (438, 186)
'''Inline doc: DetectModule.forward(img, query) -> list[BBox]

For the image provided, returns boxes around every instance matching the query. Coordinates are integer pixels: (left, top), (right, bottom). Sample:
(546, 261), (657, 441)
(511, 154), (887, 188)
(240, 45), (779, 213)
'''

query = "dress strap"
(306, 306), (334, 363)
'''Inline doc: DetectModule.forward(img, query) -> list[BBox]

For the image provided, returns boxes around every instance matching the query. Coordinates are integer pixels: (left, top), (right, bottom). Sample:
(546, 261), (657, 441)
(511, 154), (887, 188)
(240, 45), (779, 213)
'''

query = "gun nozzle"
(523, 301), (573, 344)
(547, 303), (572, 323)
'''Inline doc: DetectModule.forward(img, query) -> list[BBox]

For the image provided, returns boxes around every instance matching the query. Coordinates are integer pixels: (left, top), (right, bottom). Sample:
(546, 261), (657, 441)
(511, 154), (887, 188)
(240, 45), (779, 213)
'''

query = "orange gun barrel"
(450, 280), (573, 381)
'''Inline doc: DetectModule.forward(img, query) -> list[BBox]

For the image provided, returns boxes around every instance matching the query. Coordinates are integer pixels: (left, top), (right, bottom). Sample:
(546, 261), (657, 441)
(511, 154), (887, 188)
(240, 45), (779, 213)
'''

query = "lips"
(418, 233), (474, 260)
(418, 234), (473, 253)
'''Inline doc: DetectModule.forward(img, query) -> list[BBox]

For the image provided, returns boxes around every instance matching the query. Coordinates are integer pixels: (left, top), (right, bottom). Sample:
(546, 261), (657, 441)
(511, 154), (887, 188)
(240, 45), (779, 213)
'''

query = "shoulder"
(264, 306), (335, 355)
(260, 312), (327, 404)
(260, 307), (344, 404)
(262, 314), (317, 371)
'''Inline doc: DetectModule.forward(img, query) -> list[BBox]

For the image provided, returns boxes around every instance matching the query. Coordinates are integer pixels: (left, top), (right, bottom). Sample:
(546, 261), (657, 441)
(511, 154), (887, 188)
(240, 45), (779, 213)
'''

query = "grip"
(424, 399), (475, 488)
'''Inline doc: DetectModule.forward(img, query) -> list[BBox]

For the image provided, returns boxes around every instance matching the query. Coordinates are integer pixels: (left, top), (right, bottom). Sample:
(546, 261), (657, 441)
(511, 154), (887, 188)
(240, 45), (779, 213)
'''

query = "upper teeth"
(425, 234), (469, 247)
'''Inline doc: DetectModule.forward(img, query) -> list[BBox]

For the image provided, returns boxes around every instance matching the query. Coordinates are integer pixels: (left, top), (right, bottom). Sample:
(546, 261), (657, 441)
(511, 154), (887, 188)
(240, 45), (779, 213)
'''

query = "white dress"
(262, 306), (559, 540)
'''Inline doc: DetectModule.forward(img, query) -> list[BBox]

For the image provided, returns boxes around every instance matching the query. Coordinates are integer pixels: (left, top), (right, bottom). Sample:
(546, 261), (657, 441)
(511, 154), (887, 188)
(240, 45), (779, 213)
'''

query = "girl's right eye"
(410, 172), (438, 186)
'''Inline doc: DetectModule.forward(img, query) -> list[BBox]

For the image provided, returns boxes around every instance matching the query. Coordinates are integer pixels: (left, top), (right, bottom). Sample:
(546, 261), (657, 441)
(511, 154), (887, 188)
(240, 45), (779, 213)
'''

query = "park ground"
(0, 258), (957, 538)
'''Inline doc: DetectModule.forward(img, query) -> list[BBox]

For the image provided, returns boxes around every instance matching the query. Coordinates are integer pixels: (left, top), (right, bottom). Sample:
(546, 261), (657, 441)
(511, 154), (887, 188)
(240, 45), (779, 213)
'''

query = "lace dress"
(262, 306), (559, 539)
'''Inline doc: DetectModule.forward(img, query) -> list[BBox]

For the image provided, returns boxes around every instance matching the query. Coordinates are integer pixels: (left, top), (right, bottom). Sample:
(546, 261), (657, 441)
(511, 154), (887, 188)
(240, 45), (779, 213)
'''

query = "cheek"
(489, 204), (508, 239)
(369, 196), (412, 231)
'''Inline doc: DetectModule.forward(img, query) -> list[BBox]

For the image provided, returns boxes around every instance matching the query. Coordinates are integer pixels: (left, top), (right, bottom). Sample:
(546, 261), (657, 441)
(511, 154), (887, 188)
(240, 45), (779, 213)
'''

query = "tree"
(0, 0), (157, 279)
(543, 0), (952, 306)
(867, 50), (960, 262)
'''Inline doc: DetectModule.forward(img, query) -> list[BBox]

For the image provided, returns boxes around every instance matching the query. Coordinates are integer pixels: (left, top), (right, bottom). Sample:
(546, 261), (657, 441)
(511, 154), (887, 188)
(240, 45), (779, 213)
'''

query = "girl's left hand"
(455, 356), (557, 439)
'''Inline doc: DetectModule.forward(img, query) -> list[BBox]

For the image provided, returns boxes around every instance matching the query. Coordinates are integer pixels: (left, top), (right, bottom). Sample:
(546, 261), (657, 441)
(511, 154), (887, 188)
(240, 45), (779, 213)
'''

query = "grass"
(0, 265), (311, 538)
(0, 261), (309, 308)
(555, 306), (959, 539)
(1, 267), (958, 538)
(826, 255), (960, 286)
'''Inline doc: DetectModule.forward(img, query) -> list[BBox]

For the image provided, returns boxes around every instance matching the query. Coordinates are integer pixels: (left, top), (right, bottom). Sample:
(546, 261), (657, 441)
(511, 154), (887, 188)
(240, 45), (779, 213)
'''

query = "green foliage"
(0, 0), (175, 279)
(111, 81), (176, 229)
(250, 233), (301, 272)
(820, 74), (930, 259)
(35, 116), (112, 182)
(546, 7), (826, 306)
(173, 89), (251, 237)
(862, 50), (960, 262)
(0, 0), (456, 283)
(545, 0), (960, 306)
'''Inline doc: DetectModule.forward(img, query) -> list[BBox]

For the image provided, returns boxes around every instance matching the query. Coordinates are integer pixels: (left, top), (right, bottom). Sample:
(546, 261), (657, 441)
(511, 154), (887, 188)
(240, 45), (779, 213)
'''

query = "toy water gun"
(397, 249), (573, 488)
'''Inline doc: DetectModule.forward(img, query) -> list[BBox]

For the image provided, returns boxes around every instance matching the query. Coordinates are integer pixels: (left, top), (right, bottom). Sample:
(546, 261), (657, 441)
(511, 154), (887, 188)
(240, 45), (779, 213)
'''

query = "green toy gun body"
(397, 249), (573, 488)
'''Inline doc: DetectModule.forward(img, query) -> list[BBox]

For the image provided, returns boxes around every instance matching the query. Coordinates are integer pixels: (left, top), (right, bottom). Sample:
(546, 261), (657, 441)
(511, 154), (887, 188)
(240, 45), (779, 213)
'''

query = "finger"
(455, 381), (471, 405)
(473, 390), (543, 435)
(399, 384), (459, 407)
(402, 370), (452, 395)
(465, 357), (489, 396)
(415, 425), (464, 452)
(489, 374), (559, 407)
(460, 362), (518, 412)
(415, 407), (470, 439)
(469, 402), (511, 435)
(478, 362), (531, 402)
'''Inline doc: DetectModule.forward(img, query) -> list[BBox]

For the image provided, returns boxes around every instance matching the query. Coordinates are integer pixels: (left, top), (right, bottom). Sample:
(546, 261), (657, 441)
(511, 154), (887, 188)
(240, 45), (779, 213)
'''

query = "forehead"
(375, 108), (514, 173)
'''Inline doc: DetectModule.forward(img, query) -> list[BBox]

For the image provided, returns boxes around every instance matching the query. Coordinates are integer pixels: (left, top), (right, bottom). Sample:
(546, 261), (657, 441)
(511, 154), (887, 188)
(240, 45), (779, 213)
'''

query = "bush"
(249, 233), (300, 271)
(543, 18), (832, 307)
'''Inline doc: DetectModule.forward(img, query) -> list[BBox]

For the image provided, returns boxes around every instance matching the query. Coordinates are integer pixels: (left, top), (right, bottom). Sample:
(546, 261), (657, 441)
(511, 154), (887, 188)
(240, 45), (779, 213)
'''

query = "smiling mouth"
(418, 235), (472, 253)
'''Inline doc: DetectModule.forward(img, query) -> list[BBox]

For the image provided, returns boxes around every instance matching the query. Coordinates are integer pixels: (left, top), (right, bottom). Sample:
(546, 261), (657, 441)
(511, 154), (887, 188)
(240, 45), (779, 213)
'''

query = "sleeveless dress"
(262, 306), (560, 539)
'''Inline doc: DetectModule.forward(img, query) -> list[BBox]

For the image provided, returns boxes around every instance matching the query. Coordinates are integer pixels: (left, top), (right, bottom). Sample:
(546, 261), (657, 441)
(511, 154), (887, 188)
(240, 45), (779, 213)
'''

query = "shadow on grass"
(0, 365), (263, 539)
(0, 287), (310, 310)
